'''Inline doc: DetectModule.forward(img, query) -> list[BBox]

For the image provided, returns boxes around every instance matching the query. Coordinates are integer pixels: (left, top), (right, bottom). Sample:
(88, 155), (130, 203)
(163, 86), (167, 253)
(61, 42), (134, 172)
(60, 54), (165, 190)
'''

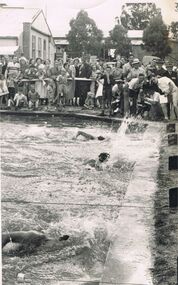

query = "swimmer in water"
(2, 230), (69, 255)
(75, 131), (106, 141)
(84, 152), (110, 169)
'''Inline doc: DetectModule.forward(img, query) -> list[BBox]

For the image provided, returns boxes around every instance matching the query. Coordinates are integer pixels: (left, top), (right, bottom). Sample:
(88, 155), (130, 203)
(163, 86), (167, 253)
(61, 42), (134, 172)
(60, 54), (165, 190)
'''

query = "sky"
(3, 0), (178, 37)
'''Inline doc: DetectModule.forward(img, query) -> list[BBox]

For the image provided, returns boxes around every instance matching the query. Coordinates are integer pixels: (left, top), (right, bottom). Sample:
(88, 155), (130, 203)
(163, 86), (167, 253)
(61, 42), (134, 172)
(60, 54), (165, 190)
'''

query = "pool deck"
(0, 107), (123, 123)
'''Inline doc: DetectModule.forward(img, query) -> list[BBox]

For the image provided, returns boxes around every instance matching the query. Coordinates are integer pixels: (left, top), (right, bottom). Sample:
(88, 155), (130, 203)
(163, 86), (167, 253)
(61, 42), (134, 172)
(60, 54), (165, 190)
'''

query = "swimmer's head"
(59, 235), (70, 241)
(98, 152), (110, 162)
(97, 136), (105, 141)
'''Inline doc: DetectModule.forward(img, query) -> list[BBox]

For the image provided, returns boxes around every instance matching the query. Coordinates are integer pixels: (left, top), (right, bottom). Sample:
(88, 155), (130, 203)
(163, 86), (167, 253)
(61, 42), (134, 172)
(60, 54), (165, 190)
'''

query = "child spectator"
(95, 70), (104, 108)
(28, 84), (40, 110)
(100, 66), (114, 116)
(8, 83), (28, 110)
(7, 73), (17, 101)
(46, 80), (55, 109)
(55, 69), (68, 107)
(84, 65), (98, 109)
(0, 74), (8, 93)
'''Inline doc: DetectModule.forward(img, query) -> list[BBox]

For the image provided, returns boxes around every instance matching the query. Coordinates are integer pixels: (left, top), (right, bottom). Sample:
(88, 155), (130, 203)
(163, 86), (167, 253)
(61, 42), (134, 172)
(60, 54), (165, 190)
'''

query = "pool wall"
(100, 123), (165, 285)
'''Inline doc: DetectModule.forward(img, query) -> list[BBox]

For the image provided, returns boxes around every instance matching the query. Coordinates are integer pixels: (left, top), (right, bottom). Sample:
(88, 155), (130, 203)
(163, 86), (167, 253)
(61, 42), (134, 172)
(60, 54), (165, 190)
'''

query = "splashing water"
(1, 116), (149, 284)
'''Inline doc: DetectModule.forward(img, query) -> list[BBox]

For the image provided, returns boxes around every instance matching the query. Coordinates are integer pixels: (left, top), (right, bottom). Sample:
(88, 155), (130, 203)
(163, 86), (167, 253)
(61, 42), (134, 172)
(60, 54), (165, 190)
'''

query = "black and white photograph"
(0, 0), (178, 284)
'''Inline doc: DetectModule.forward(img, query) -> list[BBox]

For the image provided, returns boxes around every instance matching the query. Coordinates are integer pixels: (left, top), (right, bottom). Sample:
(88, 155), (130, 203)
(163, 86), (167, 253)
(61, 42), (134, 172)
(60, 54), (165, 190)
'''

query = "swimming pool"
(1, 116), (146, 284)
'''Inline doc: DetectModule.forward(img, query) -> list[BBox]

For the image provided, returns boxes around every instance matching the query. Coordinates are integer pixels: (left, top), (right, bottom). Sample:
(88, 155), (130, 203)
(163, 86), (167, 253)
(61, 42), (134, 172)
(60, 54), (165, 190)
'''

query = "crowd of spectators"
(0, 53), (178, 120)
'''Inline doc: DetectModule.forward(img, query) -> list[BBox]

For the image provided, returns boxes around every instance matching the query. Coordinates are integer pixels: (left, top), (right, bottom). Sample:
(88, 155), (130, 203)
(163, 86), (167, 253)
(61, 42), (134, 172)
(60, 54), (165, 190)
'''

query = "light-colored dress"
(35, 68), (47, 99)
(95, 79), (104, 98)
(66, 65), (76, 102)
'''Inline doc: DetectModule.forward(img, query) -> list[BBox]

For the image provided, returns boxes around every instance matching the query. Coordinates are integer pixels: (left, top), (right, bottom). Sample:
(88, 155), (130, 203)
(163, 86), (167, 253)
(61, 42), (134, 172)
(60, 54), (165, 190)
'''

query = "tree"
(176, 2), (178, 12)
(169, 21), (178, 39)
(107, 23), (132, 58)
(66, 10), (103, 57)
(142, 15), (172, 59)
(120, 3), (161, 30)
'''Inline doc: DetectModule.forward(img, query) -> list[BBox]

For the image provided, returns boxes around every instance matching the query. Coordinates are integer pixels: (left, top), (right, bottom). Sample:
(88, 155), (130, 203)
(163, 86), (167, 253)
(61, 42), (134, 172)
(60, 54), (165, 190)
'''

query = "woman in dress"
(64, 61), (76, 105)
(35, 58), (47, 105)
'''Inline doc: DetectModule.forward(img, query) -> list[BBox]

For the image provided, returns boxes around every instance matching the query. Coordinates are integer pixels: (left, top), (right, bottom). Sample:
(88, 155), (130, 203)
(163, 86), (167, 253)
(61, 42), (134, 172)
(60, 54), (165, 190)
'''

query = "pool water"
(1, 116), (146, 285)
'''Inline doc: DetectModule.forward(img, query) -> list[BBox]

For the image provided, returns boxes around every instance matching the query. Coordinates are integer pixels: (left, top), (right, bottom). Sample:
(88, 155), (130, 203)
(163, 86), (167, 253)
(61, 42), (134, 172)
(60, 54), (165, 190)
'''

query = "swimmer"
(2, 230), (69, 255)
(84, 152), (110, 170)
(75, 131), (106, 141)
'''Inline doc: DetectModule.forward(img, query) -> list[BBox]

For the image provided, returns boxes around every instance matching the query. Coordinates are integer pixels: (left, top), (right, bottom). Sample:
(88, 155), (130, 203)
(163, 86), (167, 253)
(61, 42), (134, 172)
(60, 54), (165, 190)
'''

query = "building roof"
(0, 7), (41, 37)
(0, 45), (19, 55)
(127, 30), (143, 39)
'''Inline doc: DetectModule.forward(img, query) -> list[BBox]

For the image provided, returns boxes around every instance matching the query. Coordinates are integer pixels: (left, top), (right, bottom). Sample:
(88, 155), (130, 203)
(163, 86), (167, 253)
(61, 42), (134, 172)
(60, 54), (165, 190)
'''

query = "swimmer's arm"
(76, 131), (95, 140)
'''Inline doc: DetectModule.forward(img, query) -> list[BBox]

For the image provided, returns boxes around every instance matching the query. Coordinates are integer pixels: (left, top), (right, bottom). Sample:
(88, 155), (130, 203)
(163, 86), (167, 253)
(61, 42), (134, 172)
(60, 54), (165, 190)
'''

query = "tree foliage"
(176, 2), (178, 12)
(169, 21), (178, 39)
(120, 3), (161, 30)
(106, 24), (132, 57)
(66, 10), (103, 57)
(142, 16), (172, 59)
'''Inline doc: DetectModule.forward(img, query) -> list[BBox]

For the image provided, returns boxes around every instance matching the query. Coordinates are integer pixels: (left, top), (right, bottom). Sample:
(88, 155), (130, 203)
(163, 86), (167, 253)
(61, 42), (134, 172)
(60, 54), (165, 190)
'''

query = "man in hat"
(166, 62), (178, 86)
(156, 59), (169, 78)
(127, 58), (145, 81)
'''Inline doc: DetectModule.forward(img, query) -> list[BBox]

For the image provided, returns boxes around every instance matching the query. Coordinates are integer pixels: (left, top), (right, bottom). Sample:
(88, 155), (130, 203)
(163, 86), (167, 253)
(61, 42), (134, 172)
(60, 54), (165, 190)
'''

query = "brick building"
(0, 5), (55, 63)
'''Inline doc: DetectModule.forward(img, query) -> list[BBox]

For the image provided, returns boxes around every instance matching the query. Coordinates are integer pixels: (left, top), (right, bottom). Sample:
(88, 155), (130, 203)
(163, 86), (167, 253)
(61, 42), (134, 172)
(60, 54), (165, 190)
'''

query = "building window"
(32, 35), (36, 59)
(38, 37), (42, 58)
(43, 39), (46, 60)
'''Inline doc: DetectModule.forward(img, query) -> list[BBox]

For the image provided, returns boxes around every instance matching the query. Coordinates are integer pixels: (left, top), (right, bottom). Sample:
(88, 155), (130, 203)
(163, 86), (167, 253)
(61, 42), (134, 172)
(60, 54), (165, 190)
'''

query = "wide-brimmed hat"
(132, 58), (140, 64)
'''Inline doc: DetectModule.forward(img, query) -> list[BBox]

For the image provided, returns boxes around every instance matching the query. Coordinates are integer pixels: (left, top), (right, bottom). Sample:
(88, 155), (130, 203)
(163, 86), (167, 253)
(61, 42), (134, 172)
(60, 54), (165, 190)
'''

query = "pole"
(177, 257), (178, 285)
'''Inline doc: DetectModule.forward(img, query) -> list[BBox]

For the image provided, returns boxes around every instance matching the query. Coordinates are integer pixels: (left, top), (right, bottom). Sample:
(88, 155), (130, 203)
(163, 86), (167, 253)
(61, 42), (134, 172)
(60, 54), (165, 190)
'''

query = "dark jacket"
(79, 63), (92, 78)
(101, 74), (115, 88)
(167, 71), (178, 86)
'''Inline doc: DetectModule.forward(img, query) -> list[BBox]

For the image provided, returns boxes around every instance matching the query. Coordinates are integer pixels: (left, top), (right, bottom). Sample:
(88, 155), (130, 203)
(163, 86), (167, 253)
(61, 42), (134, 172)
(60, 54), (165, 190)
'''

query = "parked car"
(142, 55), (161, 66)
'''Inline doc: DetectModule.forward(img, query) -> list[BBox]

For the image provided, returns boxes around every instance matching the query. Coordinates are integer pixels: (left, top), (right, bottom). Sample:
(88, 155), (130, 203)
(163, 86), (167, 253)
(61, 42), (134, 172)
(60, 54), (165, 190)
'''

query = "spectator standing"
(95, 70), (104, 108)
(55, 69), (68, 107)
(35, 58), (47, 105)
(64, 60), (76, 105)
(128, 73), (145, 115)
(100, 65), (115, 116)
(46, 80), (55, 109)
(156, 60), (169, 77)
(157, 76), (178, 119)
(78, 56), (92, 106)
(48, 60), (62, 98)
(123, 54), (134, 79)
(166, 62), (178, 86)
(0, 56), (8, 76)
(112, 60), (123, 82)
(127, 58), (145, 81)
(28, 84), (40, 109)
(6, 56), (20, 78)
(73, 58), (80, 106)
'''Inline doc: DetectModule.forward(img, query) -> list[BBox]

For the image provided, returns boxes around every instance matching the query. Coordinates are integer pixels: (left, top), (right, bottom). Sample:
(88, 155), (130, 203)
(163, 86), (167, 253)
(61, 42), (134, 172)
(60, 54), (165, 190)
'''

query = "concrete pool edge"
(0, 109), (123, 123)
(99, 123), (163, 285)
